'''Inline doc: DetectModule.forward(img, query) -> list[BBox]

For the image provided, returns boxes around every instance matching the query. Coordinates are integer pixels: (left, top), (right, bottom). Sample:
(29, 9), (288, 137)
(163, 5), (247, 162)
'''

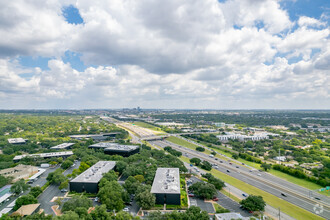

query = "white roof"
(8, 138), (25, 144)
(70, 161), (116, 183)
(29, 168), (46, 180)
(0, 193), (12, 203)
(0, 208), (12, 217)
(151, 168), (180, 194)
(50, 143), (75, 149)
(13, 151), (73, 161)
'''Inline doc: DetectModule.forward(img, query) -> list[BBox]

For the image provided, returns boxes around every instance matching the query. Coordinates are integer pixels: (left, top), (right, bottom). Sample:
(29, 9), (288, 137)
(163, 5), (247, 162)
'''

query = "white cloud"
(0, 0), (328, 109)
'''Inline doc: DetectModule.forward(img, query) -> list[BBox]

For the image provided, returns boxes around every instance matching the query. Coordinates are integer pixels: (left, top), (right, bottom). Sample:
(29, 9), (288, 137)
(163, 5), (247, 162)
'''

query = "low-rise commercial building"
(7, 138), (26, 144)
(12, 204), (40, 217)
(13, 151), (73, 162)
(151, 168), (180, 205)
(69, 133), (120, 141)
(0, 164), (38, 182)
(215, 213), (250, 220)
(50, 143), (75, 150)
(89, 143), (140, 157)
(69, 161), (116, 193)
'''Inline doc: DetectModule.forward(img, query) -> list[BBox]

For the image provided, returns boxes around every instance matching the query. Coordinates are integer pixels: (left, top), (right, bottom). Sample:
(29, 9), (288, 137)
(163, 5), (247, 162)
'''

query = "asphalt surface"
(151, 140), (330, 219)
(0, 165), (60, 215)
(189, 176), (251, 217)
(38, 161), (81, 215)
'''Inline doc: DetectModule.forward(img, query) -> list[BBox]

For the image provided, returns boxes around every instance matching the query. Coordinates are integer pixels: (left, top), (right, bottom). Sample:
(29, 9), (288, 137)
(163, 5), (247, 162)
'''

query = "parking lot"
(188, 176), (251, 217)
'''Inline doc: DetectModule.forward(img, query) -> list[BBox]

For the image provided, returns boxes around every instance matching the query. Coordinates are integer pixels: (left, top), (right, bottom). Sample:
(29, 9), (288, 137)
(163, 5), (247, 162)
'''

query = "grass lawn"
(213, 203), (230, 213)
(132, 121), (164, 132)
(220, 189), (241, 203)
(208, 169), (324, 220)
(167, 136), (213, 154)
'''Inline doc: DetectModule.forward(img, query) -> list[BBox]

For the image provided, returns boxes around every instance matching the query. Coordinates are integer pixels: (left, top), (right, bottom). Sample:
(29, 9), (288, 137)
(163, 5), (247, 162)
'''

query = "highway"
(178, 135), (330, 205)
(150, 140), (330, 219)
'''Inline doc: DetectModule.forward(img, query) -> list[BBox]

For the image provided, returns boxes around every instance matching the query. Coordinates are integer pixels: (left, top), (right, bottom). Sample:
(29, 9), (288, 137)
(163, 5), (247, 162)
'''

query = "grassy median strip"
(167, 136), (213, 154)
(208, 169), (324, 220)
(132, 121), (164, 132)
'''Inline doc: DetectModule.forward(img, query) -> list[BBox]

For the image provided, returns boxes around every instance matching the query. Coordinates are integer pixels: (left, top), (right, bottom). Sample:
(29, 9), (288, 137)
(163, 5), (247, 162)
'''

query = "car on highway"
(249, 170), (253, 172)
(229, 162), (232, 165)
(242, 193), (247, 197)
(257, 174), (261, 176)
(242, 163), (245, 165)
(220, 161), (223, 163)
(215, 158), (218, 161)
(315, 197), (321, 200)
(190, 164), (193, 167)
(281, 193), (287, 197)
(226, 170), (230, 173)
(236, 166), (239, 168)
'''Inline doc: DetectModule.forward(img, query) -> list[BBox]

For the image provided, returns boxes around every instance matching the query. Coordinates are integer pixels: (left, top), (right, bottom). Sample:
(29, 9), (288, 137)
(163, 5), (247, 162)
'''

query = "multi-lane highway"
(150, 139), (330, 219)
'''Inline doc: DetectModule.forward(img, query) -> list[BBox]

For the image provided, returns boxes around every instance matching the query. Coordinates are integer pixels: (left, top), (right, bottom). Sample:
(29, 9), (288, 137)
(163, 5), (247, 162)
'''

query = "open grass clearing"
(167, 136), (213, 155)
(132, 121), (165, 133)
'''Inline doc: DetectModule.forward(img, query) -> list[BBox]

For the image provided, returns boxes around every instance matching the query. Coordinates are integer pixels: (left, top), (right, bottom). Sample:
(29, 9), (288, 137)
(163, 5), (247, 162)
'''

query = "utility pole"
(278, 207), (281, 220)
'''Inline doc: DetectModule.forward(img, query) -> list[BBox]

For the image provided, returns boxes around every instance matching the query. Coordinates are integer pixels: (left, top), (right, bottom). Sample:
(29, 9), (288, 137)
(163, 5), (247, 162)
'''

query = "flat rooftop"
(151, 168), (180, 194)
(13, 151), (73, 161)
(69, 133), (120, 138)
(70, 161), (116, 183)
(8, 138), (26, 144)
(90, 143), (139, 152)
(50, 143), (75, 149)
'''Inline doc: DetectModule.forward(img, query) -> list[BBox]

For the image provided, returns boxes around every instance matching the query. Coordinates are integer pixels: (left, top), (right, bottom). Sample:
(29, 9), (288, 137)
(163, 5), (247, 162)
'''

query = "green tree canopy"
(10, 179), (29, 195)
(240, 195), (266, 212)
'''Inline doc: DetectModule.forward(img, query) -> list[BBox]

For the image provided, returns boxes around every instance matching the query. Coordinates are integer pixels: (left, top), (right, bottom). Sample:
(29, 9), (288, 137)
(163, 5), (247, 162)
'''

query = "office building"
(0, 164), (38, 182)
(69, 133), (120, 141)
(69, 161), (116, 193)
(7, 138), (26, 144)
(13, 151), (73, 162)
(50, 143), (75, 150)
(89, 143), (140, 157)
(151, 168), (180, 205)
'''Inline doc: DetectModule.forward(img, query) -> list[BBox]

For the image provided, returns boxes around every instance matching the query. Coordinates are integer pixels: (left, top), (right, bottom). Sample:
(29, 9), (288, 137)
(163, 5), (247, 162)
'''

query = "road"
(0, 165), (59, 215)
(38, 161), (81, 215)
(189, 176), (252, 217)
(179, 135), (330, 204)
(151, 140), (330, 219)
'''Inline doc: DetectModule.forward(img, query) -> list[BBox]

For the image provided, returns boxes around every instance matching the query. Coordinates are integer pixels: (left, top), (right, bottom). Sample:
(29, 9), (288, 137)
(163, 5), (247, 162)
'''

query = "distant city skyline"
(0, 0), (329, 109)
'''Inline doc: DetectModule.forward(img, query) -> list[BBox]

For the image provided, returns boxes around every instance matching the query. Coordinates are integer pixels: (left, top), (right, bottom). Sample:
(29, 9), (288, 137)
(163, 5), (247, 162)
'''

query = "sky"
(0, 0), (329, 109)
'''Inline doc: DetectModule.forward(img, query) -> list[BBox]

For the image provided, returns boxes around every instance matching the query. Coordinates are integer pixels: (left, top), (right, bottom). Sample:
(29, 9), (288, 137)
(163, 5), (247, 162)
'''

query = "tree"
(123, 176), (139, 194)
(196, 147), (205, 152)
(89, 204), (111, 220)
(14, 194), (38, 210)
(47, 169), (67, 185)
(54, 211), (79, 220)
(190, 158), (201, 166)
(62, 195), (92, 213)
(261, 163), (272, 171)
(200, 161), (212, 171)
(114, 211), (139, 220)
(134, 175), (145, 183)
(59, 180), (69, 190)
(98, 181), (125, 211)
(240, 195), (266, 212)
(10, 179), (29, 195)
(188, 182), (216, 199)
(0, 175), (12, 188)
(232, 154), (239, 159)
(115, 161), (128, 174)
(202, 173), (225, 190)
(29, 186), (42, 198)
(135, 190), (155, 209)
(61, 160), (73, 170)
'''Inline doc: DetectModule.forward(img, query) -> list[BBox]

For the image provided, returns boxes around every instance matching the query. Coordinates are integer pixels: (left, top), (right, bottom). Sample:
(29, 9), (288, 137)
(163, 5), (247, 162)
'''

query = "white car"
(123, 207), (129, 212)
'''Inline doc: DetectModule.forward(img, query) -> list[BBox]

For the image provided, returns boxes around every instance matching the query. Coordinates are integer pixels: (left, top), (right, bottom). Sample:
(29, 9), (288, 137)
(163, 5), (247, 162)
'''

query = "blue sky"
(0, 0), (329, 109)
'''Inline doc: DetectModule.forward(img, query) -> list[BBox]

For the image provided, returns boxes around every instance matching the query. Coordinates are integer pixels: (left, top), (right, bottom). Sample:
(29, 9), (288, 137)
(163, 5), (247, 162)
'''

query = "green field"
(166, 136), (213, 154)
(132, 121), (164, 132)
(209, 169), (324, 220)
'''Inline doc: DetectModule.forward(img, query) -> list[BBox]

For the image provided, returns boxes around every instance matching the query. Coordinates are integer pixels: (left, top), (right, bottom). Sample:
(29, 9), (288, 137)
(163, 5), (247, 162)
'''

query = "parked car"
(61, 189), (68, 193)
(94, 197), (99, 202)
(188, 194), (195, 197)
(123, 207), (129, 212)
(212, 197), (219, 201)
